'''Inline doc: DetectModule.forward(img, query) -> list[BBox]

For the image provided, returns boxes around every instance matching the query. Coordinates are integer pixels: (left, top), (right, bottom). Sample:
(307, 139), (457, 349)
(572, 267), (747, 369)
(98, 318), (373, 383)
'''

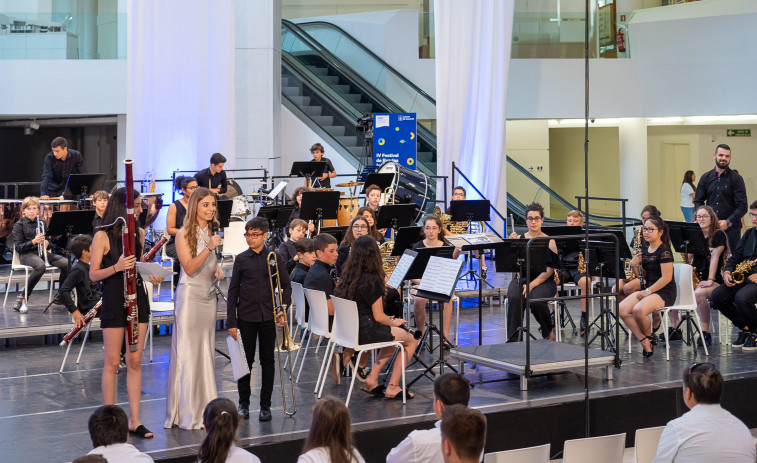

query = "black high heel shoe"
(640, 335), (657, 358)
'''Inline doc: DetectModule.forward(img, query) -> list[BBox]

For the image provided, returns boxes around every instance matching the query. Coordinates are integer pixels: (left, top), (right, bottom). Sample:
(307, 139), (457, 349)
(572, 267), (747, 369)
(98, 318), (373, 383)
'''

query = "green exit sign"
(727, 129), (751, 137)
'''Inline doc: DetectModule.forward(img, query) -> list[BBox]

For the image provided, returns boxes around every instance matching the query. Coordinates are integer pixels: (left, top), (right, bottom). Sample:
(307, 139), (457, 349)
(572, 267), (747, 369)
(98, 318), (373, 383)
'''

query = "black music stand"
(216, 199), (233, 229)
(494, 239), (548, 342)
(376, 204), (417, 234)
(319, 226), (348, 243)
(257, 205), (294, 248)
(543, 226), (583, 335)
(390, 226), (423, 256)
(300, 191), (340, 235)
(406, 251), (463, 387)
(448, 199), (492, 292)
(666, 220), (709, 349)
(63, 173), (106, 200)
(290, 161), (328, 189)
(361, 173), (394, 193)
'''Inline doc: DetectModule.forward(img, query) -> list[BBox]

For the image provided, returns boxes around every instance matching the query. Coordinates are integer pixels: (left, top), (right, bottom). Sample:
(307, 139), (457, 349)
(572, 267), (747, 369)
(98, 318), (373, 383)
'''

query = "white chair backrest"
(292, 282), (307, 326)
(673, 263), (696, 308)
(483, 443), (550, 463)
(563, 432), (625, 463)
(303, 288), (331, 337)
(144, 281), (155, 301)
(634, 426), (665, 463)
(161, 237), (170, 259)
(11, 245), (21, 267)
(331, 296), (360, 349)
(222, 221), (249, 256)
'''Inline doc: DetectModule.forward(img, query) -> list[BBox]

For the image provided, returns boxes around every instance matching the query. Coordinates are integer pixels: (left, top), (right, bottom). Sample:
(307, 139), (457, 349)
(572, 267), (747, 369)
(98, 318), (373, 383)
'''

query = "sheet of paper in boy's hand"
(136, 262), (176, 278)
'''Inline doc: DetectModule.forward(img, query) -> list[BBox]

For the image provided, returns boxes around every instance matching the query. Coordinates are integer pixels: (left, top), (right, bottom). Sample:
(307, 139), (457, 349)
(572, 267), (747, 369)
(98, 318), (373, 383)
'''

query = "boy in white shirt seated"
(86, 405), (153, 463)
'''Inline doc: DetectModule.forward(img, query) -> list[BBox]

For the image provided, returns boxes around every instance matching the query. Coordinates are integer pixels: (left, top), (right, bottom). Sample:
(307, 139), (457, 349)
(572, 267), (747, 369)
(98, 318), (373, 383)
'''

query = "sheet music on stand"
(416, 256), (464, 300)
(386, 250), (417, 289)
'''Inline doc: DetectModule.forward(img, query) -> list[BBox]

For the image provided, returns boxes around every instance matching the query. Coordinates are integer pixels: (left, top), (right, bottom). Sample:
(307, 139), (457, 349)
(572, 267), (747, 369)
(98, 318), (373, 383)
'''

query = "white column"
(235, 0), (282, 180)
(618, 117), (648, 221)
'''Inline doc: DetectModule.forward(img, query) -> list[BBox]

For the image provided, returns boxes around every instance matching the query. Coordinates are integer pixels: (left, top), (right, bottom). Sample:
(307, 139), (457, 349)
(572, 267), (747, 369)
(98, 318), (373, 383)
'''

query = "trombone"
(266, 251), (300, 416)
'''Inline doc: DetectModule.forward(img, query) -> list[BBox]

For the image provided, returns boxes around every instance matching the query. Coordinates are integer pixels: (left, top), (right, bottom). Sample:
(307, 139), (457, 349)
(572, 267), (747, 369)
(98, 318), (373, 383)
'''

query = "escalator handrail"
(293, 20), (436, 107)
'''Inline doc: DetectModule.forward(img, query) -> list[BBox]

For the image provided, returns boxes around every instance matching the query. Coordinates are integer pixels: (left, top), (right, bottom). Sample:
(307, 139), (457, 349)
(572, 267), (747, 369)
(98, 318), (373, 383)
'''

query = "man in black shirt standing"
(227, 217), (291, 422)
(310, 143), (336, 188)
(194, 153), (227, 196)
(40, 137), (86, 199)
(694, 144), (747, 251)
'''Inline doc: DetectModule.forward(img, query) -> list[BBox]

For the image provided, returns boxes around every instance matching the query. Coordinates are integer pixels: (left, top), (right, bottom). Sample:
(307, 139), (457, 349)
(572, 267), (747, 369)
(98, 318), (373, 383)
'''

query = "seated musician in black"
(710, 200), (757, 351)
(290, 238), (315, 285)
(91, 190), (109, 233)
(357, 206), (385, 244)
(336, 216), (371, 276)
(278, 219), (307, 273)
(554, 210), (591, 335)
(448, 186), (486, 277)
(59, 235), (101, 328)
(194, 152), (227, 196)
(285, 186), (315, 236)
(506, 203), (558, 342)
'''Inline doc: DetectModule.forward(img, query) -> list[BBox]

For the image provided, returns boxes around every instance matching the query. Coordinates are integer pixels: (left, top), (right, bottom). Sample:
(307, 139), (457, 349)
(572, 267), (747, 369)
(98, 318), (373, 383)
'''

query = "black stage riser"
(156, 375), (757, 463)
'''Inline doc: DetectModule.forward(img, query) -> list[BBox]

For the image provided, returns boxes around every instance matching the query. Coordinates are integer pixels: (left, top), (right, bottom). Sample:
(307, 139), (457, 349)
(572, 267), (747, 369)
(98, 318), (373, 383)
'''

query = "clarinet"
(123, 160), (140, 352)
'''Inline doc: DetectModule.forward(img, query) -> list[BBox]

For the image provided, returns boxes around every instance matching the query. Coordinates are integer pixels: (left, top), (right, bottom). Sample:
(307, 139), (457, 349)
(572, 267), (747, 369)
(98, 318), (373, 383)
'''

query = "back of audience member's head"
(314, 233), (337, 253)
(88, 405), (128, 448)
(302, 396), (354, 463)
(683, 362), (723, 404)
(69, 234), (93, 260)
(434, 372), (470, 406)
(198, 398), (240, 463)
(73, 455), (108, 463)
(441, 405), (486, 463)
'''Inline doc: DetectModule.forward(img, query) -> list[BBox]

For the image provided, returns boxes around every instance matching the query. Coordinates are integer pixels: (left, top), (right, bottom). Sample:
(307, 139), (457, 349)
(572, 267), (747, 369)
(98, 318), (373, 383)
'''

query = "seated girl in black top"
(336, 216), (371, 276)
(335, 235), (419, 399)
(618, 204), (661, 302)
(357, 206), (385, 244)
(165, 176), (197, 289)
(619, 215), (676, 359)
(506, 203), (558, 342)
(411, 215), (460, 345)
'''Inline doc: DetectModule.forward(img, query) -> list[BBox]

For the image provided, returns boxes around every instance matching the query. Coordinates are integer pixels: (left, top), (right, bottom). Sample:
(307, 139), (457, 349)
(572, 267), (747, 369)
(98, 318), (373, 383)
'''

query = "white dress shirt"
(386, 421), (442, 463)
(298, 446), (365, 463)
(226, 444), (261, 463)
(88, 442), (154, 462)
(654, 403), (756, 463)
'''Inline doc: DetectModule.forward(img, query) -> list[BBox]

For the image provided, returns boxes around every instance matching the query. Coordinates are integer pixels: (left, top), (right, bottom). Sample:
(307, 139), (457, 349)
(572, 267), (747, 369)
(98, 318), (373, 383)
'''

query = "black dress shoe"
(238, 404), (250, 419)
(259, 408), (272, 422)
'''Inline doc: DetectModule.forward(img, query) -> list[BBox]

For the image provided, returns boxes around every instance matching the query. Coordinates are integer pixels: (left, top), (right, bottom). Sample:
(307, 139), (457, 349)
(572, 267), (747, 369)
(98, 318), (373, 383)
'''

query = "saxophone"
(624, 227), (642, 280)
(681, 253), (700, 289)
(578, 252), (587, 274)
(731, 258), (757, 284)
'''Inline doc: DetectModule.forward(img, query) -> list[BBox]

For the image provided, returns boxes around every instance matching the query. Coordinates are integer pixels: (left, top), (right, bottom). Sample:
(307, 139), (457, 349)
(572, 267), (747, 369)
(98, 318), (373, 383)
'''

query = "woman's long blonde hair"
(183, 187), (217, 257)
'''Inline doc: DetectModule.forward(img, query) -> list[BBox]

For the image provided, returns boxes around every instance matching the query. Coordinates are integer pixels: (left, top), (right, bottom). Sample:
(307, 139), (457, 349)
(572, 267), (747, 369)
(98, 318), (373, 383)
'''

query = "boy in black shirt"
(59, 235), (101, 327)
(279, 219), (307, 273)
(290, 238), (315, 285)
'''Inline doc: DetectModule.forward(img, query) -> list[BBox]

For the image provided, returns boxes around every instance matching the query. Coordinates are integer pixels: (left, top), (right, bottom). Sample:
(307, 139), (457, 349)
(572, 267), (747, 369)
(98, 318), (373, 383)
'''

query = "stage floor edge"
(449, 339), (617, 390)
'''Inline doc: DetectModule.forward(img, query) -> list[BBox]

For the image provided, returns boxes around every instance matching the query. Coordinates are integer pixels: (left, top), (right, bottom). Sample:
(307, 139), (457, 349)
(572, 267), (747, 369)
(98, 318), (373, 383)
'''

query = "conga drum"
(40, 199), (78, 226)
(337, 196), (359, 226)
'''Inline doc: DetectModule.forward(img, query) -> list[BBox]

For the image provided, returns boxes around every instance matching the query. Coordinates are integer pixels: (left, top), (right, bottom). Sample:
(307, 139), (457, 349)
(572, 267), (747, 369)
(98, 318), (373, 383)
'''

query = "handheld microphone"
(210, 222), (222, 260)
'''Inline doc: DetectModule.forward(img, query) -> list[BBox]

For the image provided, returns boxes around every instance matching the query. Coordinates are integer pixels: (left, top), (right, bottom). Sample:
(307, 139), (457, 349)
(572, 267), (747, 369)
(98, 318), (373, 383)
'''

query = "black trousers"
(237, 318), (276, 409)
(507, 277), (557, 341)
(18, 252), (68, 299)
(710, 281), (757, 331)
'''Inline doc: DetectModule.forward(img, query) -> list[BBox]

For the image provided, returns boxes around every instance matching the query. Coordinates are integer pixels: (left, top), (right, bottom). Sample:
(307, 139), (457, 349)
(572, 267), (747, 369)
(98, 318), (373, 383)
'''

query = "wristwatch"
(645, 288), (651, 295)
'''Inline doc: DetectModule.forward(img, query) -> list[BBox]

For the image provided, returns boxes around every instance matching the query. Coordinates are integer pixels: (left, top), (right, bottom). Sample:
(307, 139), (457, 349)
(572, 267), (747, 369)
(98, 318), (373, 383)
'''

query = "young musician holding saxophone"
(164, 187), (224, 430)
(90, 187), (163, 439)
(10, 196), (69, 312)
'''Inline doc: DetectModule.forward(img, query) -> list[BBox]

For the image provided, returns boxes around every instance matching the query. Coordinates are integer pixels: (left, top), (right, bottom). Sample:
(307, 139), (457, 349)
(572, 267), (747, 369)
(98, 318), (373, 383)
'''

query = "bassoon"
(59, 232), (169, 347)
(123, 159), (139, 352)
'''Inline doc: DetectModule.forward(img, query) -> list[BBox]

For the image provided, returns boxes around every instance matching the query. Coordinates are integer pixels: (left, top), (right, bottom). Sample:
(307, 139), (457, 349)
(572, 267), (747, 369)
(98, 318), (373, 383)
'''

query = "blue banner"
(373, 113), (417, 170)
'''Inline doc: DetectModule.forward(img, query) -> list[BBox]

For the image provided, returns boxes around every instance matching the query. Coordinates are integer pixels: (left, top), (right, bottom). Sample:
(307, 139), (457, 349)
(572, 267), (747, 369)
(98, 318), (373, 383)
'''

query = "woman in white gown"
(164, 187), (224, 429)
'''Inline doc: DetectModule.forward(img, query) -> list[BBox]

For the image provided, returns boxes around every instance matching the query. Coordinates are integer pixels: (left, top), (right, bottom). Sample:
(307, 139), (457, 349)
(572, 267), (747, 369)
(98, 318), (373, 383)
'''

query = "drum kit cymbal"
(335, 181), (364, 188)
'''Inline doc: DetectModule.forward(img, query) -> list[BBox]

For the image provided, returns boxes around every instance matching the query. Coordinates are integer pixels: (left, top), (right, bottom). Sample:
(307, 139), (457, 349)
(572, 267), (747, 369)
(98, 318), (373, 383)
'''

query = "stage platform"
(1, 264), (756, 462)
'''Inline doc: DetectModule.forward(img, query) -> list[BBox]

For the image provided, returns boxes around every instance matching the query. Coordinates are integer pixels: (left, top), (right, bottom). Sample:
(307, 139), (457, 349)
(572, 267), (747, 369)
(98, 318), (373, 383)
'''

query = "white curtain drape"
(126, 0), (235, 184)
(434, 0), (514, 229)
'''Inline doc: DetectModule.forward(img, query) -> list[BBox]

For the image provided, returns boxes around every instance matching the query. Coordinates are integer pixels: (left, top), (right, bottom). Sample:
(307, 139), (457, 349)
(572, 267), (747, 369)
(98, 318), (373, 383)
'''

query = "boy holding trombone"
(227, 217), (291, 422)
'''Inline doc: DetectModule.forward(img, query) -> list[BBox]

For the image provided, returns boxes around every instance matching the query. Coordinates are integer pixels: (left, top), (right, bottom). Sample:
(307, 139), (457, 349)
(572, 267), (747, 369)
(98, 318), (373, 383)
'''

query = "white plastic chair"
(3, 243), (57, 307)
(320, 296), (406, 405)
(297, 288), (333, 384)
(286, 282), (309, 371)
(483, 443), (550, 463)
(143, 281), (174, 362)
(159, 236), (175, 300)
(634, 426), (665, 463)
(221, 221), (248, 269)
(562, 432), (626, 463)
(657, 264), (708, 360)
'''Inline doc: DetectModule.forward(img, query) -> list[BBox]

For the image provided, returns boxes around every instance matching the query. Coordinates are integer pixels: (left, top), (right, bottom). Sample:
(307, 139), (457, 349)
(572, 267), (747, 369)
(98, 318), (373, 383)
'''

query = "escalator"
(282, 20), (637, 229)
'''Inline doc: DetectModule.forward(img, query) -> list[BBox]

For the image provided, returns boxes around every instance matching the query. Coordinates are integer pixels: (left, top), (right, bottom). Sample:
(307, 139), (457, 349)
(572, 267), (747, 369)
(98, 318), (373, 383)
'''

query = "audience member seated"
(198, 398), (261, 463)
(386, 373), (471, 462)
(654, 363), (756, 462)
(85, 405), (154, 462)
(298, 396), (365, 463)
(440, 405), (487, 463)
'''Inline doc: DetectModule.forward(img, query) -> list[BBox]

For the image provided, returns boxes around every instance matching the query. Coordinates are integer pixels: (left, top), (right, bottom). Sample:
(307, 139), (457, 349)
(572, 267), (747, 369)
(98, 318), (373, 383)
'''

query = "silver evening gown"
(164, 226), (219, 429)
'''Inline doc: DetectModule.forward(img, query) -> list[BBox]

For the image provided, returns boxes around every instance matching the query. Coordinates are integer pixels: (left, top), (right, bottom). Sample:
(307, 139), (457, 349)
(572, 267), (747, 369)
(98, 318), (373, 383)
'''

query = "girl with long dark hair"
(689, 205), (726, 346)
(90, 188), (163, 439)
(619, 216), (676, 358)
(681, 170), (697, 222)
(197, 398), (260, 463)
(356, 206), (384, 243)
(335, 216), (370, 275)
(335, 236), (418, 399)
(165, 176), (198, 259)
(299, 396), (364, 463)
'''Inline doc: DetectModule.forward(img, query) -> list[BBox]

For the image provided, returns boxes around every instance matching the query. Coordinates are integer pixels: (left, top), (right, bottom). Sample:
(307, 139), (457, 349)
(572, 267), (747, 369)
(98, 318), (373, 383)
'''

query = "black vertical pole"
(583, 0), (591, 439)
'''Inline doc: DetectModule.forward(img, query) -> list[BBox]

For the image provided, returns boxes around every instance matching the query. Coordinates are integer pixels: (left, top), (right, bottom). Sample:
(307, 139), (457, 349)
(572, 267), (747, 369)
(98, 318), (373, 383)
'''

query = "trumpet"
(266, 251), (299, 416)
(36, 218), (50, 266)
